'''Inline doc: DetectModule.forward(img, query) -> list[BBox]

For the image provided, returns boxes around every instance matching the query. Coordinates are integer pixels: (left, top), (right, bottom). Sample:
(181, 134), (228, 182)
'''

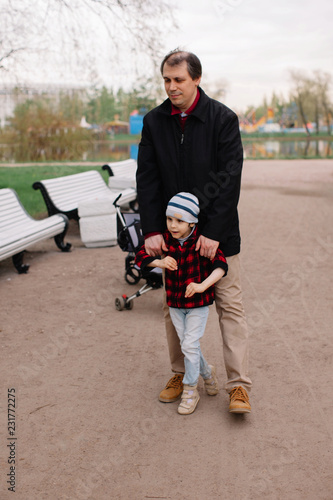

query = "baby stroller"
(113, 193), (163, 311)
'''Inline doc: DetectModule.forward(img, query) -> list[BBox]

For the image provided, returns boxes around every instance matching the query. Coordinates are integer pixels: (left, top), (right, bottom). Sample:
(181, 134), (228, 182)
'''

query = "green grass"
(0, 164), (110, 217)
(110, 133), (141, 141)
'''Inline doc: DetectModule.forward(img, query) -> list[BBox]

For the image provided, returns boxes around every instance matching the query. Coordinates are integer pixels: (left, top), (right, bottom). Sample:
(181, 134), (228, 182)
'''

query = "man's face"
(162, 60), (201, 112)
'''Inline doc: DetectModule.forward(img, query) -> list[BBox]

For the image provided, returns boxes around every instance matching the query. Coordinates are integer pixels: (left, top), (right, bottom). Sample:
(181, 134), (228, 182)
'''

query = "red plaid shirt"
(135, 227), (228, 308)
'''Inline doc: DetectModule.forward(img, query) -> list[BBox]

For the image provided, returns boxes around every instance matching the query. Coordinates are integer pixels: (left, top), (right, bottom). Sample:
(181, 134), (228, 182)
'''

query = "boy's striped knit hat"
(166, 192), (200, 223)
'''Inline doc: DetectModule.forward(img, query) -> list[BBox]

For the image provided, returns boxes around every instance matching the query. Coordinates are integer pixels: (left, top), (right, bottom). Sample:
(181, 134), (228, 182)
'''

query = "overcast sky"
(160, 0), (333, 110)
(2, 0), (332, 112)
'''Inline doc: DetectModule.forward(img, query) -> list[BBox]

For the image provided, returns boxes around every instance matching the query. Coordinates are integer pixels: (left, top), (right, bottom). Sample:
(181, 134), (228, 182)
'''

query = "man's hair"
(160, 50), (202, 80)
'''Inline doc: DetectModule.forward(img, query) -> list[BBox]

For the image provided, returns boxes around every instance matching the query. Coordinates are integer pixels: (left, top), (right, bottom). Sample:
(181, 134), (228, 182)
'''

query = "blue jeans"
(169, 307), (212, 386)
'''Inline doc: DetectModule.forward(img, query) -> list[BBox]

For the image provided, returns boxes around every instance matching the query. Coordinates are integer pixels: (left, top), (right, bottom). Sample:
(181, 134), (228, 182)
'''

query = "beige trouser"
(163, 253), (252, 393)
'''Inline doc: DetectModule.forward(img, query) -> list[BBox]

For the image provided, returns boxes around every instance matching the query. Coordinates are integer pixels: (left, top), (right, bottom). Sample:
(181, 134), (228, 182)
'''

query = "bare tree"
(0, 0), (176, 83)
(289, 70), (315, 135)
(314, 70), (332, 135)
(289, 69), (333, 136)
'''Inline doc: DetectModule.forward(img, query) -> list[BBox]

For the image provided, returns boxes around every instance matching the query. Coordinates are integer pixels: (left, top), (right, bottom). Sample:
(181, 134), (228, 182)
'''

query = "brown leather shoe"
(159, 374), (184, 403)
(229, 386), (251, 413)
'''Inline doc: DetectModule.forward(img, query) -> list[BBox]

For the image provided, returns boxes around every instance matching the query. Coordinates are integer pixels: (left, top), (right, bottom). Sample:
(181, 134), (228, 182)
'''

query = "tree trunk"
(315, 101), (319, 135)
(298, 97), (311, 135)
(322, 99), (331, 135)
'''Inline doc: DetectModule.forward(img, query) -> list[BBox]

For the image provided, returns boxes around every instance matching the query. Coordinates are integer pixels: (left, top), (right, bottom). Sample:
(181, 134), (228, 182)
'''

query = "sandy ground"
(1, 159), (333, 500)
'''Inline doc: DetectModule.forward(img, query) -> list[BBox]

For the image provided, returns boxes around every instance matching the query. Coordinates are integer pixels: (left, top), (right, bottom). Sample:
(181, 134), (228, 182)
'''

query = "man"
(136, 50), (252, 413)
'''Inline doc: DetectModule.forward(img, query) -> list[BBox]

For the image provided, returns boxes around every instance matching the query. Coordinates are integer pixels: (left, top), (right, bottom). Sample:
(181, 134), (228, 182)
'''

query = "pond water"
(81, 142), (139, 162)
(80, 138), (333, 161)
(83, 139), (333, 161)
(1, 139), (332, 163)
(243, 139), (333, 159)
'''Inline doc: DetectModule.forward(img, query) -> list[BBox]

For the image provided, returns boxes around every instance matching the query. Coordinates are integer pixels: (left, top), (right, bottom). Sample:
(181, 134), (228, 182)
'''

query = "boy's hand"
(161, 256), (178, 271)
(185, 282), (204, 297)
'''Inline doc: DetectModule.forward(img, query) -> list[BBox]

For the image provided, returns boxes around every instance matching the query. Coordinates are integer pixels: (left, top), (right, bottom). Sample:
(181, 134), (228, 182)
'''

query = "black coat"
(137, 88), (244, 257)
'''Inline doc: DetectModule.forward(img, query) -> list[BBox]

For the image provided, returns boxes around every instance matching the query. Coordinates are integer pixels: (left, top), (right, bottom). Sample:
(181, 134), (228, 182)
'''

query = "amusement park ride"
(239, 107), (281, 133)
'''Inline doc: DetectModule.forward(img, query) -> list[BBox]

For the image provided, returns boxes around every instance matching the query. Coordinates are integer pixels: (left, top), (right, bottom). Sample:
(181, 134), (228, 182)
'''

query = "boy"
(135, 193), (228, 415)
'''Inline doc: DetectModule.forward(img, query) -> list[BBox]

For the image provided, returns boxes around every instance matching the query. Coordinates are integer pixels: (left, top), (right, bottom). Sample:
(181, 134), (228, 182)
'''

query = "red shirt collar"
(171, 88), (200, 116)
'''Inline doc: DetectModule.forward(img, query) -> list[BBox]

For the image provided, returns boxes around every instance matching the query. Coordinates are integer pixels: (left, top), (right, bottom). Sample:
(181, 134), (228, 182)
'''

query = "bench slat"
(45, 186), (109, 209)
(1, 223), (67, 260)
(0, 188), (71, 272)
(102, 160), (137, 190)
(0, 208), (30, 226)
(33, 170), (114, 218)
(1, 217), (65, 243)
(33, 167), (137, 221)
(0, 192), (37, 231)
(103, 159), (137, 177)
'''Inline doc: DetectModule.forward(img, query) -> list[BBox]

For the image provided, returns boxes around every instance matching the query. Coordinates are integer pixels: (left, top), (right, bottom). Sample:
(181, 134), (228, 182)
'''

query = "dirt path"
(1, 160), (333, 499)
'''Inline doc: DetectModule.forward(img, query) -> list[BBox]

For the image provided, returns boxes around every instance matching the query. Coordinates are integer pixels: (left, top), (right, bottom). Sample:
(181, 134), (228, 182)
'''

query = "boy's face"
(167, 215), (194, 240)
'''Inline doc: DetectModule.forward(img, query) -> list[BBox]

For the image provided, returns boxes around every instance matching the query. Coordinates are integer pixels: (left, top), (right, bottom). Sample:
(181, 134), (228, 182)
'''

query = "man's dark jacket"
(136, 87), (244, 257)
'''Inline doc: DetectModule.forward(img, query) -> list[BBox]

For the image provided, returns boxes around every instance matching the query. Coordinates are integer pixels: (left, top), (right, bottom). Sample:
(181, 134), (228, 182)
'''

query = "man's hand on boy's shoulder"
(145, 234), (168, 257)
(195, 235), (219, 260)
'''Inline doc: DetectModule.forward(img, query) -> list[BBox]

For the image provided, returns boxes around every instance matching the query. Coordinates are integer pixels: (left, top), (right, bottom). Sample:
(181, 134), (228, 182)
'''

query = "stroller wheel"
(115, 296), (126, 311)
(125, 266), (141, 285)
(125, 300), (134, 310)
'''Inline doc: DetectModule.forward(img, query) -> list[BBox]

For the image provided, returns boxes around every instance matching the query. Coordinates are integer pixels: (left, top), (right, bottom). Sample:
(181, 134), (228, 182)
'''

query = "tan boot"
(178, 385), (200, 415)
(229, 386), (251, 413)
(159, 374), (184, 403)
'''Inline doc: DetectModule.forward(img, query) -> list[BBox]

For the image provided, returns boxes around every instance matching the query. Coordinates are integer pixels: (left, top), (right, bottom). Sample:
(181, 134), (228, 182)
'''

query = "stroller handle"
(113, 193), (127, 227)
(113, 193), (122, 207)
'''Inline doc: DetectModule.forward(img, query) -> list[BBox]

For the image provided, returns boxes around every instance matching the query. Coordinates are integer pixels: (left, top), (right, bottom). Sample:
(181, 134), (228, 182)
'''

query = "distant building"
(0, 83), (87, 128)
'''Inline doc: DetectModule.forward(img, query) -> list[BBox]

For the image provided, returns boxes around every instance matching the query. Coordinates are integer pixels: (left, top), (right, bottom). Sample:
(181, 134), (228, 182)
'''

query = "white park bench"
(102, 159), (137, 190)
(33, 169), (137, 221)
(0, 188), (70, 274)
